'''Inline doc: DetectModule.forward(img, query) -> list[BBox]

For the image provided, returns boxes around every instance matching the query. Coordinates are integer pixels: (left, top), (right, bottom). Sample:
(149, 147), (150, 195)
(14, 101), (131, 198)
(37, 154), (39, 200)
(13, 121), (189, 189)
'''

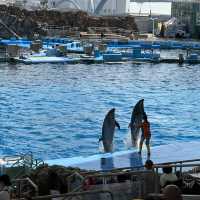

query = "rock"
(0, 5), (138, 38)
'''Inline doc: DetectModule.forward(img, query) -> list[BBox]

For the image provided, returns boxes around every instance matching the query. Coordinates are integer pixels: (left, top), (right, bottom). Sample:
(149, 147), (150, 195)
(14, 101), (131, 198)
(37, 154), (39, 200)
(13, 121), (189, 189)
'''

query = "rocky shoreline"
(0, 5), (138, 39)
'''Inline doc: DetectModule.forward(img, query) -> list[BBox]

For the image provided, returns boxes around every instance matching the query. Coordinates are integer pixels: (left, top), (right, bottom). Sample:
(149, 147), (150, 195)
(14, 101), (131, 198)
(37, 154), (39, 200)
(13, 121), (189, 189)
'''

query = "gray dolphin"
(99, 108), (120, 153)
(129, 99), (145, 146)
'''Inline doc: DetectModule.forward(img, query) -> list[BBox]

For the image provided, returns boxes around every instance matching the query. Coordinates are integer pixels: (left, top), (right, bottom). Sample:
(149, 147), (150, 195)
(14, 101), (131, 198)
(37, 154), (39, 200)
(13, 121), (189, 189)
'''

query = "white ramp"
(46, 141), (200, 171)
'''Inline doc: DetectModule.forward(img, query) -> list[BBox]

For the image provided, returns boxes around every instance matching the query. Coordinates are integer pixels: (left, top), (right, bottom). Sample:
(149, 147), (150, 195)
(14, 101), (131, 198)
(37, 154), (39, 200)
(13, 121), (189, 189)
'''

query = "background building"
(6, 0), (130, 15)
(47, 0), (130, 15)
(171, 1), (200, 38)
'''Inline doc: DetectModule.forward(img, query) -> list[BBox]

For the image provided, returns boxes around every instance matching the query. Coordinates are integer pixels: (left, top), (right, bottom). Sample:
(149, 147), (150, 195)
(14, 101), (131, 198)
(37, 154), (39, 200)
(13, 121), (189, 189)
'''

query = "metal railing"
(13, 177), (39, 198)
(153, 162), (200, 193)
(31, 190), (114, 200)
(68, 158), (200, 198)
(0, 153), (44, 180)
(81, 170), (150, 199)
(2, 152), (44, 169)
(78, 158), (200, 176)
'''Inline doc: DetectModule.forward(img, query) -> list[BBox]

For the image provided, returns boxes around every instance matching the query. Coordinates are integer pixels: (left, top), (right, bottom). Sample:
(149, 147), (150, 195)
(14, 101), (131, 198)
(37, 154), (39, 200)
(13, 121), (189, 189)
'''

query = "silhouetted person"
(160, 166), (178, 188)
(143, 160), (156, 198)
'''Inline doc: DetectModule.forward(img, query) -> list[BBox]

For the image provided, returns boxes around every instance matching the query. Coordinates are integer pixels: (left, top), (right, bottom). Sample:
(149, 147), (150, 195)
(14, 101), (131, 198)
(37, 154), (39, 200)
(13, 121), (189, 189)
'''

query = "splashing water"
(99, 141), (104, 153)
(124, 129), (133, 148)
(124, 129), (142, 151)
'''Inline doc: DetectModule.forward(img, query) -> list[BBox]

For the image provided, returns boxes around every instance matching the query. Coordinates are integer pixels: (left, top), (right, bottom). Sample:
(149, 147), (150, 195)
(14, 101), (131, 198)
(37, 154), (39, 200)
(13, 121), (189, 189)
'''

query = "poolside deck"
(46, 141), (200, 171)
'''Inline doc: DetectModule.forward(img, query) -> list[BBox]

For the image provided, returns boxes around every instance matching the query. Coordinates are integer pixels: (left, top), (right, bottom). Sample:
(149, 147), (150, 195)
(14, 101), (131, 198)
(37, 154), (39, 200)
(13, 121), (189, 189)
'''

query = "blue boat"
(12, 49), (80, 64)
(1, 38), (31, 48)
(185, 53), (200, 64)
(65, 41), (84, 54)
(42, 37), (73, 47)
(102, 51), (123, 62)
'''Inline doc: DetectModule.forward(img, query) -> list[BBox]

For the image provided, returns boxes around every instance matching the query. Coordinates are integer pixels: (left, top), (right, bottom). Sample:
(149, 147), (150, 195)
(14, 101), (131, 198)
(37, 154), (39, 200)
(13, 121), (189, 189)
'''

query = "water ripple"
(0, 62), (200, 159)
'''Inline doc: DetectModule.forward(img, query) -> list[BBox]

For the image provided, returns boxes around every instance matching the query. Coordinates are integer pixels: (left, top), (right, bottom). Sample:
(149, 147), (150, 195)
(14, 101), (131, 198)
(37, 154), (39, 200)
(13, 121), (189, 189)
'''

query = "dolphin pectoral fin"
(99, 137), (103, 143)
(115, 120), (120, 130)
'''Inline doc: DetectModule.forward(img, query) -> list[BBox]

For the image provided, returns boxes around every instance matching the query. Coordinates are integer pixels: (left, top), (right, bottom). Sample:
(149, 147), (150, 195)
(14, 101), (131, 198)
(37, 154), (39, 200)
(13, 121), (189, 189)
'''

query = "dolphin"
(129, 99), (145, 147)
(99, 108), (120, 153)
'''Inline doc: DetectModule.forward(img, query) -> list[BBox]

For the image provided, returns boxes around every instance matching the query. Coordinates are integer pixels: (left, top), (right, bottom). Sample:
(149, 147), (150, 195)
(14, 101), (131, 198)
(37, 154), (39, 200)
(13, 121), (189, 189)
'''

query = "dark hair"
(163, 184), (182, 200)
(0, 174), (11, 186)
(163, 166), (173, 174)
(145, 159), (154, 169)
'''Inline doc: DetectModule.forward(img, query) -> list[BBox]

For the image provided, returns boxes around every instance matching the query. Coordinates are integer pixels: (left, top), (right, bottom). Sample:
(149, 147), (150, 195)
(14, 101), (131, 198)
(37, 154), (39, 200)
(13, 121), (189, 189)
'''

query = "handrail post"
(155, 167), (159, 194)
(180, 161), (183, 176)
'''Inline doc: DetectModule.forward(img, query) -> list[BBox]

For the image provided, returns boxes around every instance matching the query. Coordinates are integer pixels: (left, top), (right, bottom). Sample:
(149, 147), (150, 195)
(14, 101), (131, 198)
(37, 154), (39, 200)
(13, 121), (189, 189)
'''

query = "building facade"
(171, 1), (200, 38)
(3, 0), (130, 15)
(48, 0), (130, 15)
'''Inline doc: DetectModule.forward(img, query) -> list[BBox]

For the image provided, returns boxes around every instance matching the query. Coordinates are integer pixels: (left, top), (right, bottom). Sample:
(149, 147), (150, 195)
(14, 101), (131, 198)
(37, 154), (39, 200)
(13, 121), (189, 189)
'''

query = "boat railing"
(31, 190), (114, 200)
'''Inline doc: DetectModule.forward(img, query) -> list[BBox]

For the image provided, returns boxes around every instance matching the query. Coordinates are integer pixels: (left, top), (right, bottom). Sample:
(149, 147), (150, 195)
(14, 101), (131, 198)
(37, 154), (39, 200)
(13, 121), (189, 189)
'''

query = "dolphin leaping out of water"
(129, 99), (145, 147)
(99, 108), (120, 153)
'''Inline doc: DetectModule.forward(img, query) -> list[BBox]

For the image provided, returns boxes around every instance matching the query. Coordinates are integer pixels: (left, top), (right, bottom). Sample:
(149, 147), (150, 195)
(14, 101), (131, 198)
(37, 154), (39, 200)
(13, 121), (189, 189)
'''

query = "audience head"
(145, 159), (154, 170)
(162, 166), (173, 174)
(162, 184), (182, 200)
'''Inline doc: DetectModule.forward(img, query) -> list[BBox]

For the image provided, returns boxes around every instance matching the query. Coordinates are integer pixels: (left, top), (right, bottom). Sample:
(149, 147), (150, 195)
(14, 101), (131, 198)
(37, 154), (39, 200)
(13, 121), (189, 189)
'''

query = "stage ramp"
(47, 141), (200, 171)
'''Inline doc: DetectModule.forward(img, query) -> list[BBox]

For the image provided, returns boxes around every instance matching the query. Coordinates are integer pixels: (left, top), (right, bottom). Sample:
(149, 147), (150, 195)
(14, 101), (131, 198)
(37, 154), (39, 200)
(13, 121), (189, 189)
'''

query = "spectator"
(0, 174), (11, 200)
(162, 184), (182, 200)
(160, 166), (178, 188)
(143, 160), (155, 198)
(145, 159), (154, 170)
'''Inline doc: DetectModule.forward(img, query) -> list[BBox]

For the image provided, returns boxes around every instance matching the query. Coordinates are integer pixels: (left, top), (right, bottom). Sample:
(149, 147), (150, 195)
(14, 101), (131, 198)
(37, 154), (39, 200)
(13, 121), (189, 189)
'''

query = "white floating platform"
(14, 56), (80, 64)
(46, 142), (200, 171)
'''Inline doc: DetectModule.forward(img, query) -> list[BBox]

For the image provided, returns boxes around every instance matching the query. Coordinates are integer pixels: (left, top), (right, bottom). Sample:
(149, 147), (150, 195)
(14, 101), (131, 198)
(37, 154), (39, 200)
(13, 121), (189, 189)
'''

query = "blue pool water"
(0, 62), (200, 160)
